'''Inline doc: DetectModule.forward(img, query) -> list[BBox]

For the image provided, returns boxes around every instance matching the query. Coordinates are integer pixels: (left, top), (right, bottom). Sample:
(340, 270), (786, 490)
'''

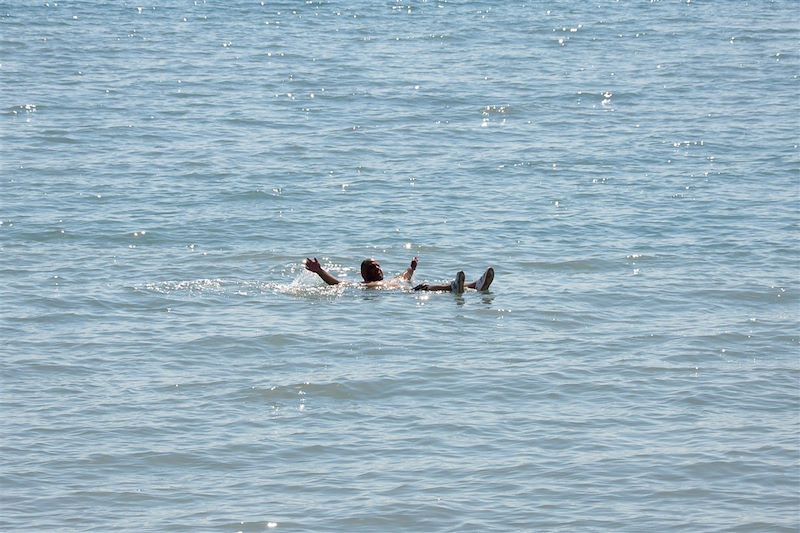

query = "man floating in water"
(304, 256), (494, 293)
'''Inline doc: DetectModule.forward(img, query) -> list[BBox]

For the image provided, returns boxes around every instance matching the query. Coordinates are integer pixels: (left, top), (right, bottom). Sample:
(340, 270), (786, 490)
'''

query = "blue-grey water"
(2, 1), (799, 531)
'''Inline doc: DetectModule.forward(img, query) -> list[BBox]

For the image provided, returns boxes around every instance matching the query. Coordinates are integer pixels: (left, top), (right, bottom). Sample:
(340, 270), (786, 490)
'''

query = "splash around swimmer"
(304, 256), (494, 293)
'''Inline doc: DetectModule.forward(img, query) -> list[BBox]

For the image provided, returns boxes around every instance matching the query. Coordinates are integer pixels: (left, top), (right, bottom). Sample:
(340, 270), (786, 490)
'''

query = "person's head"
(360, 258), (384, 282)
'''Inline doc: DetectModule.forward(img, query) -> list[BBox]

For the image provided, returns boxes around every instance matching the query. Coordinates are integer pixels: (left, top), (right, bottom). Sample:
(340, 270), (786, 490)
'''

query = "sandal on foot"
(474, 267), (494, 291)
(450, 271), (465, 294)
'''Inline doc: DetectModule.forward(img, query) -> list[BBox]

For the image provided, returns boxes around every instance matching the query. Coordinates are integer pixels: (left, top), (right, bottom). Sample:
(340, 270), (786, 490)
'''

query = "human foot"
(450, 271), (465, 293)
(474, 267), (494, 291)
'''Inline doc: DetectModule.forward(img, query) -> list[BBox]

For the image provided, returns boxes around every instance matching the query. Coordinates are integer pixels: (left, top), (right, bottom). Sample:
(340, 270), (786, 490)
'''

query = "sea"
(1, 1), (798, 531)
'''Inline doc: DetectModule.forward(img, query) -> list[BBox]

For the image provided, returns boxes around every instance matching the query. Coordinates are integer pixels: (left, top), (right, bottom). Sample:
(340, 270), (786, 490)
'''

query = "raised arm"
(305, 257), (340, 285)
(398, 256), (418, 280)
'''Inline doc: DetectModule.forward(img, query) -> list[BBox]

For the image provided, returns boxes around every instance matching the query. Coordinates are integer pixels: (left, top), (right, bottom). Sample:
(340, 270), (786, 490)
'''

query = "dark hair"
(360, 258), (383, 282)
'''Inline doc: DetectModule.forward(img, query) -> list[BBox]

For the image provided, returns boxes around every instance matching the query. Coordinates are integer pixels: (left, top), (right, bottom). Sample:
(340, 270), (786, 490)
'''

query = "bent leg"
(414, 271), (465, 293)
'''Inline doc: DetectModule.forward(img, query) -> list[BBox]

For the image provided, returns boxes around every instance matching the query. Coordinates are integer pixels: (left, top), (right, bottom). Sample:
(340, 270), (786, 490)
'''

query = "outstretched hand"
(304, 256), (341, 285)
(399, 256), (419, 281)
(305, 257), (322, 273)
